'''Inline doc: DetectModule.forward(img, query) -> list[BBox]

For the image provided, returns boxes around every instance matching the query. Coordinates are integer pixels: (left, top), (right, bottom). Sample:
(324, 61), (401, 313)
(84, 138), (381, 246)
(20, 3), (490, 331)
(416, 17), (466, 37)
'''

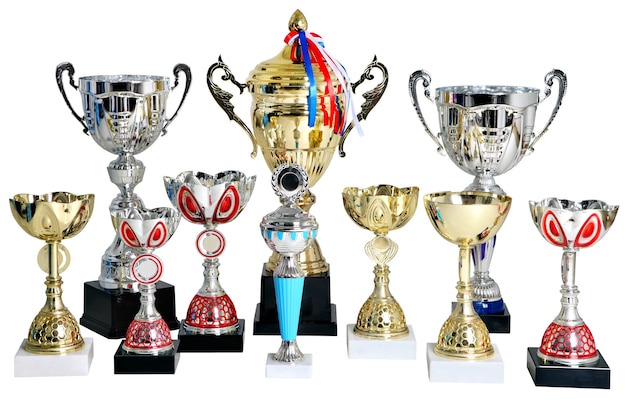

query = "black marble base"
(253, 266), (337, 336)
(527, 347), (610, 389)
(451, 302), (511, 333)
(114, 340), (180, 374)
(178, 319), (245, 352)
(80, 280), (179, 339)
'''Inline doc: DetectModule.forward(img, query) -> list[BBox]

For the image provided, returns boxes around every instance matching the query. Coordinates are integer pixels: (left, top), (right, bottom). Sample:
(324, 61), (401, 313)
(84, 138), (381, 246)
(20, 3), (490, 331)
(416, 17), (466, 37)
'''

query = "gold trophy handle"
(207, 56), (258, 158)
(162, 63), (193, 135)
(408, 69), (445, 155)
(56, 62), (89, 135)
(339, 56), (389, 157)
(527, 69), (568, 153)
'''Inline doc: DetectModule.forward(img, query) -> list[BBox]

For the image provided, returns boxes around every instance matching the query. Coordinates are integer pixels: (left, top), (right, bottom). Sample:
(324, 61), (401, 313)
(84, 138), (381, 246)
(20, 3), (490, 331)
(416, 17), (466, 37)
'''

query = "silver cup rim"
(436, 85), (539, 95)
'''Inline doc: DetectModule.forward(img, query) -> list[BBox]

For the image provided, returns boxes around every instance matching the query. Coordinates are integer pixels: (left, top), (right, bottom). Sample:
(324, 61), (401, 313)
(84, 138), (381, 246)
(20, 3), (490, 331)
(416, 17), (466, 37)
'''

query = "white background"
(1, 0), (623, 404)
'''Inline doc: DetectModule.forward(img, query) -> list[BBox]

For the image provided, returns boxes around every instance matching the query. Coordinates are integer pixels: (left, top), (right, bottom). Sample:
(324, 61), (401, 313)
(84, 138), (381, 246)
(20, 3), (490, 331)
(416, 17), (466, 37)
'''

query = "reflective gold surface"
(343, 185), (419, 339)
(10, 192), (94, 354)
(423, 191), (511, 360)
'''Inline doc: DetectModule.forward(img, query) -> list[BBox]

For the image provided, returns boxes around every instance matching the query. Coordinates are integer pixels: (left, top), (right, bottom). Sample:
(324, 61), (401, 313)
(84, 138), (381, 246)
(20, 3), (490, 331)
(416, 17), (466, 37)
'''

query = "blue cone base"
(473, 298), (505, 314)
(274, 277), (305, 341)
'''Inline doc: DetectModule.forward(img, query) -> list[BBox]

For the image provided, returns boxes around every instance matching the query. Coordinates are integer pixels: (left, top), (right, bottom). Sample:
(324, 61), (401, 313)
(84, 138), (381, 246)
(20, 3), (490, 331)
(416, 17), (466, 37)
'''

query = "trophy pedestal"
(80, 280), (179, 338)
(346, 324), (416, 359)
(114, 340), (180, 374)
(14, 338), (94, 377)
(253, 266), (337, 336)
(178, 319), (245, 352)
(426, 342), (504, 383)
(451, 301), (511, 333)
(265, 353), (313, 378)
(526, 347), (610, 389)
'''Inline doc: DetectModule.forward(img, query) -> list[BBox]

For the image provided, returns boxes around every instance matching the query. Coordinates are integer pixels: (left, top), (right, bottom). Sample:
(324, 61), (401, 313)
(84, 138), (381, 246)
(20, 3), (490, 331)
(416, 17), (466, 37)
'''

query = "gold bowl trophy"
(207, 9), (388, 336)
(423, 191), (511, 383)
(10, 192), (95, 377)
(342, 185), (419, 359)
(527, 198), (618, 389)
(56, 62), (191, 339)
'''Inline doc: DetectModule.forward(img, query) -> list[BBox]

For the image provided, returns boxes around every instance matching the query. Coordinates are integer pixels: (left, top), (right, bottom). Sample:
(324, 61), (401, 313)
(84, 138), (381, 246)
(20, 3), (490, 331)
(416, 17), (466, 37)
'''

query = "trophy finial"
(288, 9), (308, 31)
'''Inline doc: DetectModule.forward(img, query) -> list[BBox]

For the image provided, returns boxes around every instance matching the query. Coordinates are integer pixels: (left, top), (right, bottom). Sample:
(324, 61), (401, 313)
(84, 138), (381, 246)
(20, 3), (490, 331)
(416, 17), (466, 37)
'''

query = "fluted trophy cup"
(164, 170), (256, 352)
(261, 164), (318, 378)
(423, 191), (511, 383)
(409, 69), (567, 333)
(342, 185), (419, 359)
(527, 198), (618, 389)
(207, 9), (388, 336)
(56, 62), (191, 338)
(11, 192), (95, 377)
(113, 207), (181, 374)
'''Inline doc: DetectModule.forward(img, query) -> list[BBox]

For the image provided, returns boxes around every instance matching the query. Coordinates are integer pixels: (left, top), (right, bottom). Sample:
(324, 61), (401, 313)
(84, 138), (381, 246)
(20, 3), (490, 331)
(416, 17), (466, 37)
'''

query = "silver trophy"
(409, 69), (567, 324)
(56, 62), (191, 291)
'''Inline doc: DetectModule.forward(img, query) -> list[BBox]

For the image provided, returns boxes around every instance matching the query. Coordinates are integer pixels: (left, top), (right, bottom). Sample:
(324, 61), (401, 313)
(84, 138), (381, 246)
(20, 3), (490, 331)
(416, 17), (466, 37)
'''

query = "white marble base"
(14, 338), (94, 377)
(265, 353), (313, 378)
(346, 324), (417, 359)
(426, 342), (504, 383)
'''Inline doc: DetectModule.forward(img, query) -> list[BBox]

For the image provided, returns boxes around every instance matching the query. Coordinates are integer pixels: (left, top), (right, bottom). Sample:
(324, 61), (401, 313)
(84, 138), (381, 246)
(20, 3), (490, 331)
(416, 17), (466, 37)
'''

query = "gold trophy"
(423, 191), (511, 382)
(342, 185), (419, 359)
(207, 9), (389, 336)
(10, 192), (95, 377)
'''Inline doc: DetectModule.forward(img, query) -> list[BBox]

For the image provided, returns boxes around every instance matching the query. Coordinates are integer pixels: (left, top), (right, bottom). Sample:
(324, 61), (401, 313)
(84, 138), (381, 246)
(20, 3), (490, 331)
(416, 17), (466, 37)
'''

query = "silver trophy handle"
(408, 69), (445, 155)
(339, 56), (389, 158)
(56, 62), (89, 135)
(162, 63), (192, 135)
(528, 69), (568, 153)
(207, 56), (258, 158)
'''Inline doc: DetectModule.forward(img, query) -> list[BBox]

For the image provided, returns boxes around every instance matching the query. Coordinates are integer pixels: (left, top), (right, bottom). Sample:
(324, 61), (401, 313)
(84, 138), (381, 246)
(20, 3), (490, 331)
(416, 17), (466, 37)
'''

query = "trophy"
(56, 62), (191, 338)
(207, 9), (389, 336)
(163, 170), (256, 352)
(113, 207), (181, 374)
(409, 69), (567, 333)
(342, 185), (419, 359)
(10, 192), (95, 377)
(527, 198), (618, 389)
(423, 191), (511, 383)
(261, 164), (318, 378)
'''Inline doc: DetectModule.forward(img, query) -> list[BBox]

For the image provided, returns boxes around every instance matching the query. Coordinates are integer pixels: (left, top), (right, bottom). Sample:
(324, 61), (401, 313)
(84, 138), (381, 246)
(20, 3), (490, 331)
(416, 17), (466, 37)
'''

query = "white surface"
(14, 338), (94, 377)
(265, 353), (313, 378)
(426, 342), (504, 383)
(347, 324), (417, 359)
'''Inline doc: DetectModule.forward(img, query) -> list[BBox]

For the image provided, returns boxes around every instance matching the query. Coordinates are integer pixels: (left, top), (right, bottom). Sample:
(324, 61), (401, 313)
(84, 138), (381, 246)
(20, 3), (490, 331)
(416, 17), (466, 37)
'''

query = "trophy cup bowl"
(342, 185), (419, 340)
(529, 198), (618, 366)
(423, 191), (511, 360)
(10, 192), (94, 355)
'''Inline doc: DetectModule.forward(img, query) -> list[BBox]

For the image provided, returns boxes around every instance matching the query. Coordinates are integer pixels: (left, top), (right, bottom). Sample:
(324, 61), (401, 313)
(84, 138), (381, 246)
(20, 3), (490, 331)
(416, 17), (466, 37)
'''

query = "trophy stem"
(199, 257), (226, 296)
(554, 250), (583, 325)
(470, 236), (505, 314)
(135, 283), (162, 321)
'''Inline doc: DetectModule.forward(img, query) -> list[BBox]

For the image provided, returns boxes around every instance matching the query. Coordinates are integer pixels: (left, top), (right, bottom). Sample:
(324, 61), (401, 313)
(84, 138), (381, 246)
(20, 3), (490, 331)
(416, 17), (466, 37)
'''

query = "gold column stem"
(454, 246), (474, 317)
(43, 241), (66, 313)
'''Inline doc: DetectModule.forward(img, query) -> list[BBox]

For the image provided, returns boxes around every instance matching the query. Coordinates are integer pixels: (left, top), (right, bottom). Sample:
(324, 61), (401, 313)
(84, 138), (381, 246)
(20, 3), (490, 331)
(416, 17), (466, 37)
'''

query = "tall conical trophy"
(527, 197), (618, 389)
(207, 9), (388, 336)
(409, 69), (567, 333)
(11, 192), (95, 377)
(423, 191), (511, 383)
(56, 62), (191, 338)
(164, 170), (256, 352)
(342, 185), (419, 359)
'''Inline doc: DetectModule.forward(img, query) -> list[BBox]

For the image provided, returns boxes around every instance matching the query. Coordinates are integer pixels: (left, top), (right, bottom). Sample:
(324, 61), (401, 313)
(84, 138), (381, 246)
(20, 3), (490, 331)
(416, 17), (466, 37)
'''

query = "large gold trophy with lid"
(208, 9), (388, 335)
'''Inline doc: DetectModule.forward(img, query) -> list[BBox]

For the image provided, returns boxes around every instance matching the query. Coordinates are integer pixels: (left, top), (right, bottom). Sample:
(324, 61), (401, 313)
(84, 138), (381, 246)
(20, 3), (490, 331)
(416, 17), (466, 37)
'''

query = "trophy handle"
(207, 56), (258, 158)
(339, 56), (389, 158)
(528, 69), (568, 153)
(55, 62), (89, 135)
(408, 70), (445, 155)
(162, 63), (192, 135)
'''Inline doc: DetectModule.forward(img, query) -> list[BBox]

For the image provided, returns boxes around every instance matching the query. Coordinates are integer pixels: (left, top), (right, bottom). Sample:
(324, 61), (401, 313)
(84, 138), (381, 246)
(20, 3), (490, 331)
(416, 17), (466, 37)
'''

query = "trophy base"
(114, 340), (180, 374)
(346, 324), (416, 359)
(526, 347), (610, 389)
(253, 265), (337, 336)
(177, 319), (245, 352)
(451, 301), (510, 333)
(14, 338), (94, 377)
(426, 342), (504, 383)
(265, 353), (313, 378)
(80, 280), (179, 339)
